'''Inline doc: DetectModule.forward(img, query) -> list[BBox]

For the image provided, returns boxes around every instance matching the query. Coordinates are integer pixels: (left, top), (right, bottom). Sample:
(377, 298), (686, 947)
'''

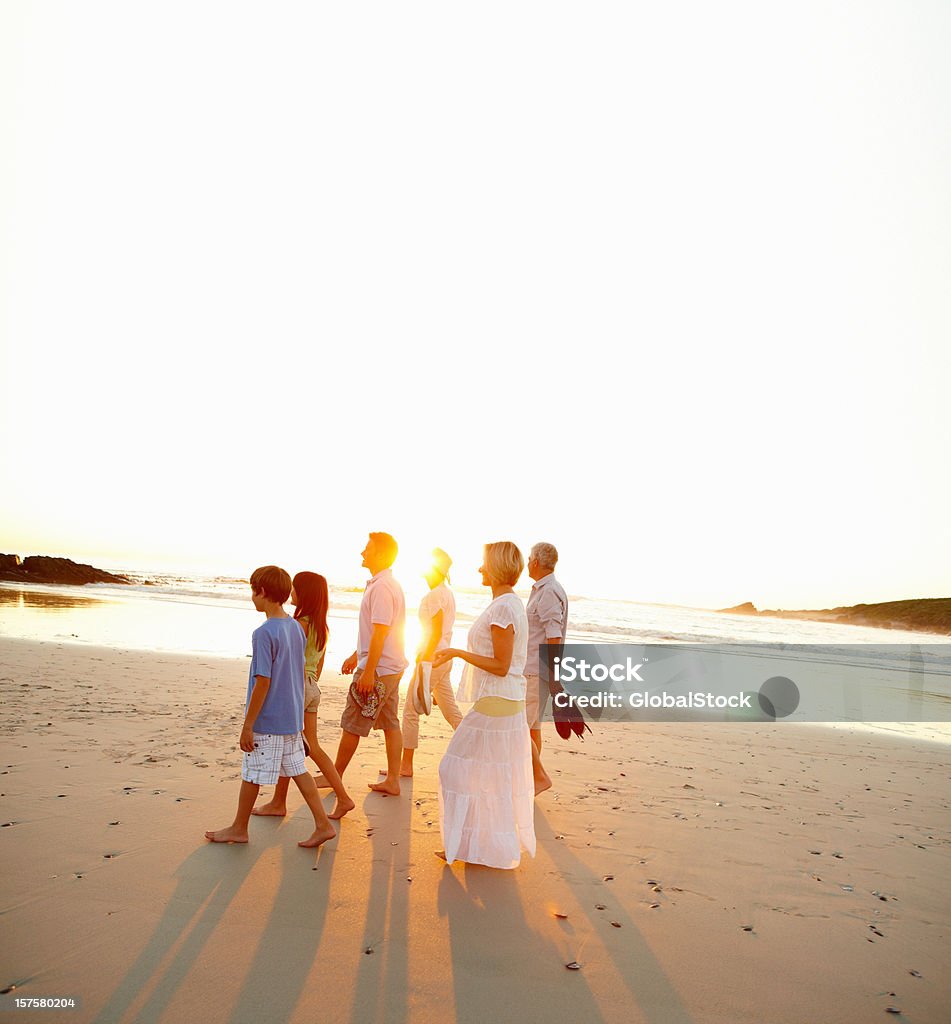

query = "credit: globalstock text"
(553, 691), (754, 710)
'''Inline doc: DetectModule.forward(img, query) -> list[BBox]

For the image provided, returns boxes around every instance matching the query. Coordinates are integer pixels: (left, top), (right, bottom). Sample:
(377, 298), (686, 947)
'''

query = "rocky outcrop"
(717, 596), (951, 636)
(718, 601), (758, 615)
(0, 555), (131, 585)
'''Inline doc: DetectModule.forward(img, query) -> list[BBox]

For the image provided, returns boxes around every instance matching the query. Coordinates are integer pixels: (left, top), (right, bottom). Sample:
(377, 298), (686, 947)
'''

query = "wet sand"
(1, 636), (949, 1023)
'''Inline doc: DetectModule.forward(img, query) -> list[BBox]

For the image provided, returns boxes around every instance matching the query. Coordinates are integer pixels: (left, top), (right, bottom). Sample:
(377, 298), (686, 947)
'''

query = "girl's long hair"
(292, 571), (329, 651)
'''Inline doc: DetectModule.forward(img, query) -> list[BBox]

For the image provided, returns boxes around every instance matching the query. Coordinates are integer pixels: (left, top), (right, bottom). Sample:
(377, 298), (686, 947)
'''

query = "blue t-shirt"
(245, 616), (305, 735)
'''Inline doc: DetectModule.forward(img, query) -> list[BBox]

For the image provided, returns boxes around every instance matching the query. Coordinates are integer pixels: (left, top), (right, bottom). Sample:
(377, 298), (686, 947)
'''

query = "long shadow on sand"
(533, 813), (694, 1024)
(436, 857), (606, 1024)
(93, 814), (337, 1024)
(224, 822), (337, 1024)
(343, 786), (413, 1024)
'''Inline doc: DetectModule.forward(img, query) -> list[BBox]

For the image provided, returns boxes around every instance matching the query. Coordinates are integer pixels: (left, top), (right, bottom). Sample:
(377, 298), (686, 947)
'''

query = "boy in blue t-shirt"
(205, 565), (336, 849)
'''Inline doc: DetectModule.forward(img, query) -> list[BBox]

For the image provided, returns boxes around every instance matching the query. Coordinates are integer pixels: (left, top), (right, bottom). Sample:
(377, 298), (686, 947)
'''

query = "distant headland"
(0, 554), (131, 586)
(718, 598), (951, 636)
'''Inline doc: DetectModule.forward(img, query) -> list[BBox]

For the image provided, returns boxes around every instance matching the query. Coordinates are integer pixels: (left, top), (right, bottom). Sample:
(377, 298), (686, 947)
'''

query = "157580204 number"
(11, 997), (81, 1010)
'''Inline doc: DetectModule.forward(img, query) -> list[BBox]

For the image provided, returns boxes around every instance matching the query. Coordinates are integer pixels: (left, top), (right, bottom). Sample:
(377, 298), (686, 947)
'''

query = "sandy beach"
(1, 635), (949, 1024)
(3, 2), (949, 1021)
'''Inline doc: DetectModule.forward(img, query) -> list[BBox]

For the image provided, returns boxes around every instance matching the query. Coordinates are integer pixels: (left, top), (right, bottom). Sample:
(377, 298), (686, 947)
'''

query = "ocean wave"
(46, 574), (951, 649)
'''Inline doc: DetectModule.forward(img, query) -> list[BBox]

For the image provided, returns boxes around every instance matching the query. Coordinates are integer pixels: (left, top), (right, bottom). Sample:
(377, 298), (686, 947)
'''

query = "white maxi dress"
(437, 593), (536, 869)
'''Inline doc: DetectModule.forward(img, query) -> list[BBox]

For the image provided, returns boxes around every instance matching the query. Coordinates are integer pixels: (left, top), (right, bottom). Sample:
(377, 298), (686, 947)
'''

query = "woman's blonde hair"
(483, 541), (524, 586)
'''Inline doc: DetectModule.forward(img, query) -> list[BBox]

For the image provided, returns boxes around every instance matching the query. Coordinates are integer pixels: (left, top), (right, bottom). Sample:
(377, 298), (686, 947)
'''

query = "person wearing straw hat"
(393, 547), (462, 778)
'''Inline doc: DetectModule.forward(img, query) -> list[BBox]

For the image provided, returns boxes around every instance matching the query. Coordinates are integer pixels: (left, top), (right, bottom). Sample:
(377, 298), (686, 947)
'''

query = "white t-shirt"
(419, 582), (455, 651)
(456, 592), (528, 702)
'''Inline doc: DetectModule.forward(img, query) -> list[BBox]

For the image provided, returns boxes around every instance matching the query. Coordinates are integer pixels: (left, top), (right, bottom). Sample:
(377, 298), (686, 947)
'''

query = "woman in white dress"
(433, 541), (535, 869)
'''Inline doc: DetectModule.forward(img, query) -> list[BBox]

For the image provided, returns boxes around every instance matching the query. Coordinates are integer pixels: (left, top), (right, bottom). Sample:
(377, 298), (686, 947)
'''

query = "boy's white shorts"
(242, 732), (306, 785)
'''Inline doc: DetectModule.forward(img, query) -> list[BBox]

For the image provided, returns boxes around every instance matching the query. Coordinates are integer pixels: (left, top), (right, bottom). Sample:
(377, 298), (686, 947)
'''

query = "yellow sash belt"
(473, 696), (525, 717)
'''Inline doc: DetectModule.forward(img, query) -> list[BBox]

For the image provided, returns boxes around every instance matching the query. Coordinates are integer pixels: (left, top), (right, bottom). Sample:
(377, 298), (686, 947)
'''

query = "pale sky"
(1, 1), (949, 609)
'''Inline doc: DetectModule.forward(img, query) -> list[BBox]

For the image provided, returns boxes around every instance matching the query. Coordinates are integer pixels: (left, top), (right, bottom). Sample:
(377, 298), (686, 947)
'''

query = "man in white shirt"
(396, 547), (462, 777)
(322, 532), (408, 800)
(525, 541), (568, 795)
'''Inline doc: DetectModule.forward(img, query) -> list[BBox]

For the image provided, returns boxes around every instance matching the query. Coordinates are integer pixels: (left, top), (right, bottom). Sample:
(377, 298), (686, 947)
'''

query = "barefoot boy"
(205, 565), (336, 849)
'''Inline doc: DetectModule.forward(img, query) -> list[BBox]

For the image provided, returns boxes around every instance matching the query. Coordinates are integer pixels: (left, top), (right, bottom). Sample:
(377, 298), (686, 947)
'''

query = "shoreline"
(2, 549), (949, 628)
(2, 636), (949, 1023)
(3, 581), (949, 665)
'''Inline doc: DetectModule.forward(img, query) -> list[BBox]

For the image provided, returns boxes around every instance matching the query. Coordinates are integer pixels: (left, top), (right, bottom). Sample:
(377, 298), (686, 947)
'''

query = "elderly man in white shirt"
(525, 541), (568, 795)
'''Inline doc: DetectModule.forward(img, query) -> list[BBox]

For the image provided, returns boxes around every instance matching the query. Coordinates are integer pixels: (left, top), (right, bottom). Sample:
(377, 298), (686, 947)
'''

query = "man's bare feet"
(312, 774), (335, 789)
(379, 765), (414, 778)
(368, 779), (400, 796)
(250, 801), (287, 816)
(328, 796), (355, 820)
(204, 826), (249, 843)
(534, 774), (553, 797)
(298, 824), (337, 848)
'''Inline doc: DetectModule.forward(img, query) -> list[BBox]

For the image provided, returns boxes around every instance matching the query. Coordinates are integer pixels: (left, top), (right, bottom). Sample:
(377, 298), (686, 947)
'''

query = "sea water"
(2, 570), (948, 743)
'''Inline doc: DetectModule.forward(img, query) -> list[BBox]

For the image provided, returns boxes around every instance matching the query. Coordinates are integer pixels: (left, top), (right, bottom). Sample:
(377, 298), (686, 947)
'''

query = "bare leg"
(254, 715), (354, 816)
(251, 775), (289, 816)
(315, 729), (360, 787)
(531, 735), (552, 796)
(368, 728), (402, 795)
(301, 715), (355, 819)
(398, 746), (415, 777)
(380, 746), (415, 777)
(395, 682), (419, 777)
(205, 780), (259, 842)
(292, 772), (337, 848)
